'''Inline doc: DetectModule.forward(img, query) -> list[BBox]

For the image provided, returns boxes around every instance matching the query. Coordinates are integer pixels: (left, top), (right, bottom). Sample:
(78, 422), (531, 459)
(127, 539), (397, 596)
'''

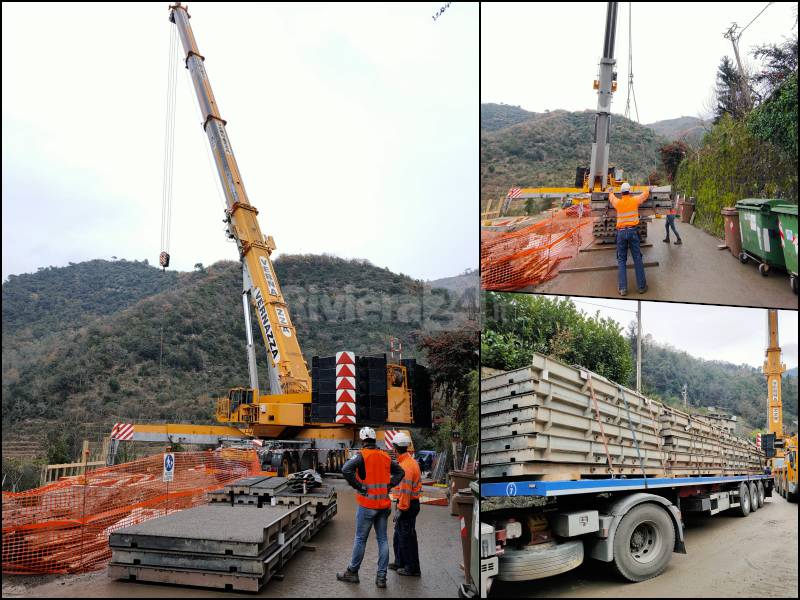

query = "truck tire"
(611, 503), (675, 582)
(735, 482), (751, 516)
(748, 482), (759, 512)
(496, 540), (583, 582)
(756, 481), (765, 507)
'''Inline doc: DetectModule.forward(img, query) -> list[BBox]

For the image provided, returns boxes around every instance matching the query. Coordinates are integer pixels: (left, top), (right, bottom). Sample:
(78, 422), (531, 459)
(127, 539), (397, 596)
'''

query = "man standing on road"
(389, 432), (422, 577)
(338, 427), (404, 589)
(610, 182), (650, 296)
(663, 197), (683, 245)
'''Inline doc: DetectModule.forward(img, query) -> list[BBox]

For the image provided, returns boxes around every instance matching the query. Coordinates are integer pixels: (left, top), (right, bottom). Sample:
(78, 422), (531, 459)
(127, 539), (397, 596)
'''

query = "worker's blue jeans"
(348, 505), (390, 576)
(665, 214), (681, 241)
(393, 500), (421, 573)
(616, 226), (646, 291)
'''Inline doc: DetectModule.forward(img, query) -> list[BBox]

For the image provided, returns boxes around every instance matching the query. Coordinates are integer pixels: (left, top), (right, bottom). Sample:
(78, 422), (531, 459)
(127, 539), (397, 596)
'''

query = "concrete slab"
(109, 505), (308, 557)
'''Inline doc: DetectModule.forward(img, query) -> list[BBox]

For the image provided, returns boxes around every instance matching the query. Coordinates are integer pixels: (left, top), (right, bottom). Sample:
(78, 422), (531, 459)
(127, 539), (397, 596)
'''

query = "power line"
(571, 298), (639, 314)
(740, 2), (774, 36)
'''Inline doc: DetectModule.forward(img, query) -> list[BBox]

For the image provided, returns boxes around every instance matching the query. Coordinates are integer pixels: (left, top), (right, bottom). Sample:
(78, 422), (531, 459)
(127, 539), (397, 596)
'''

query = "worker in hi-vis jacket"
(610, 182), (650, 296)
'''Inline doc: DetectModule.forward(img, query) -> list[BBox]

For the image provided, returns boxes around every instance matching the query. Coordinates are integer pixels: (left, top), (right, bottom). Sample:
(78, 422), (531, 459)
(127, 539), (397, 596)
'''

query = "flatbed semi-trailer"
(479, 473), (774, 594)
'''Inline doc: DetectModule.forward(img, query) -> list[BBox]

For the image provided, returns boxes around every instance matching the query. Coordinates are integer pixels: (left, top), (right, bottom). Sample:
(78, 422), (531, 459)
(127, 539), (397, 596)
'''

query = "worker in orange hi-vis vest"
(388, 432), (422, 577)
(664, 196), (683, 245)
(338, 427), (404, 589)
(609, 182), (650, 296)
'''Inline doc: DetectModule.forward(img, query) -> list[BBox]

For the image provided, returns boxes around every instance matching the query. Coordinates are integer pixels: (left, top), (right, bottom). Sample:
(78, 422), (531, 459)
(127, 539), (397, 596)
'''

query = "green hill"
(2, 256), (472, 433)
(481, 106), (668, 210)
(480, 103), (539, 132)
(644, 116), (710, 148)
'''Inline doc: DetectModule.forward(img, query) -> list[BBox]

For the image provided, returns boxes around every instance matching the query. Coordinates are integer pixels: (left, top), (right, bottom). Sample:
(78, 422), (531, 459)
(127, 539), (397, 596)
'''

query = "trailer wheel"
(758, 263), (769, 276)
(756, 481), (765, 507)
(735, 482), (751, 516)
(611, 503), (675, 582)
(748, 482), (759, 511)
(496, 540), (583, 582)
(739, 252), (748, 264)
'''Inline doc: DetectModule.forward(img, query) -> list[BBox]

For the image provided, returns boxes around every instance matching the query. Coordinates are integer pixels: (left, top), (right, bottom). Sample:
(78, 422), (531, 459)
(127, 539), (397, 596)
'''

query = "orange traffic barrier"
(2, 450), (261, 574)
(482, 207), (593, 290)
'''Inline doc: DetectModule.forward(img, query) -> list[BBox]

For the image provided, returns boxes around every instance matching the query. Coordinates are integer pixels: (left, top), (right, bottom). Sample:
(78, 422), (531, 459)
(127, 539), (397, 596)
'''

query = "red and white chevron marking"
(384, 429), (398, 451)
(111, 423), (134, 441)
(335, 351), (356, 424)
(507, 187), (522, 199)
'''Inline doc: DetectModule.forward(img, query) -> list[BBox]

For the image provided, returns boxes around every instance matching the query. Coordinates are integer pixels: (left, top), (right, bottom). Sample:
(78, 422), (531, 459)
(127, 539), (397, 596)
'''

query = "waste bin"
(453, 487), (475, 587)
(773, 204), (798, 294)
(735, 199), (788, 276)
(680, 196), (696, 223)
(449, 470), (477, 515)
(721, 207), (742, 258)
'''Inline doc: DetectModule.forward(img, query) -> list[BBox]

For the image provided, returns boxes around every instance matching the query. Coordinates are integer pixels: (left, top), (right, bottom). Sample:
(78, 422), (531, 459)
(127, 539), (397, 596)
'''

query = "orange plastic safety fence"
(2, 449), (261, 575)
(481, 208), (593, 291)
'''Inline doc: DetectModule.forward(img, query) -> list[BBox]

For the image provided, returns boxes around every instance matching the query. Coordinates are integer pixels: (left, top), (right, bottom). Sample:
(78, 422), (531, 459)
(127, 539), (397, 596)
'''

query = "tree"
(751, 34), (798, 100)
(714, 56), (750, 123)
(419, 327), (479, 450)
(194, 263), (205, 273)
(658, 141), (690, 182)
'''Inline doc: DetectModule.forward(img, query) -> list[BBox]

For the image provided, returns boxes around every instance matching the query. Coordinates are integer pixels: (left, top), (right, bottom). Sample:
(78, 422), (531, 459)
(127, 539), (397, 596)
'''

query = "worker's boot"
(674, 238), (682, 245)
(376, 574), (387, 588)
(336, 568), (360, 584)
(618, 288), (628, 297)
(388, 562), (401, 571)
(662, 237), (670, 243)
(638, 285), (648, 294)
(397, 568), (422, 577)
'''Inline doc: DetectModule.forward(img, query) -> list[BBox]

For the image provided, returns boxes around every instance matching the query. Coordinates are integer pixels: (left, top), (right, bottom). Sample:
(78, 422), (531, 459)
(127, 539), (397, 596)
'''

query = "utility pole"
(723, 23), (753, 109)
(636, 300), (642, 393)
(682, 384), (688, 409)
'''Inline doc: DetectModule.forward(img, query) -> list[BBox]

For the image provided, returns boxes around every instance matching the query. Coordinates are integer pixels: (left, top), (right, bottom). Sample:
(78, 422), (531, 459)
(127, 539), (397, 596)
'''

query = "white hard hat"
(359, 426), (376, 441)
(620, 182), (631, 193)
(392, 432), (412, 447)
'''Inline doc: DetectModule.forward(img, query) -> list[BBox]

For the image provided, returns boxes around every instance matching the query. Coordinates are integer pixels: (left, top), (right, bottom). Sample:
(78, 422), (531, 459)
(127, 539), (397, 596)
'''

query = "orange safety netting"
(481, 207), (594, 290)
(2, 449), (261, 575)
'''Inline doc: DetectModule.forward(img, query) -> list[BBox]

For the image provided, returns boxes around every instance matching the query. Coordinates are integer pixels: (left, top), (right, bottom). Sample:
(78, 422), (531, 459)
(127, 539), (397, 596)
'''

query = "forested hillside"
(482, 293), (798, 434)
(2, 256), (472, 432)
(481, 106), (667, 209)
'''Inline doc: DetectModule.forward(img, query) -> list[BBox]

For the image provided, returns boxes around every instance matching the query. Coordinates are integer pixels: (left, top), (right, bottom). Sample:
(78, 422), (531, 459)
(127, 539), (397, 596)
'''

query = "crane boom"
(169, 3), (310, 396)
(588, 1), (618, 192)
(764, 309), (785, 438)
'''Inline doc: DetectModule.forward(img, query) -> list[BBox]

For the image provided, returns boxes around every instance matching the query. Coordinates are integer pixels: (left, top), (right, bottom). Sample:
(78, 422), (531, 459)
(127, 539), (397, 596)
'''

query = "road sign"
(163, 452), (175, 482)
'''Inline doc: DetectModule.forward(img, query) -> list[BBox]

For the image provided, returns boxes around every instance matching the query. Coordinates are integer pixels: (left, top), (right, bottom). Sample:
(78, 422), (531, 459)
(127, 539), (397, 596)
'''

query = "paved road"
(489, 493), (799, 598)
(2, 479), (464, 598)
(533, 219), (798, 309)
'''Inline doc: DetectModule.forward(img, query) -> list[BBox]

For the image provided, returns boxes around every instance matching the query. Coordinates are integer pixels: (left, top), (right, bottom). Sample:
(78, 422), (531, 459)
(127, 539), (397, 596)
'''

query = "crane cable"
(160, 24), (179, 270)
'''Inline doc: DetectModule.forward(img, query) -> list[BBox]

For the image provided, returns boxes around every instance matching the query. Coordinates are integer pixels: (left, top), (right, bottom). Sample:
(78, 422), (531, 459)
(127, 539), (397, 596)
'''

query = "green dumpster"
(773, 204), (798, 294)
(735, 199), (788, 276)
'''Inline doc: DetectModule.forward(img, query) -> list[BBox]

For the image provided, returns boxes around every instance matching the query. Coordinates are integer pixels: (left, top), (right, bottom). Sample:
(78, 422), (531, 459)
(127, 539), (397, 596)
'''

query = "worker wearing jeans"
(389, 433), (422, 577)
(664, 203), (682, 244)
(610, 183), (650, 295)
(338, 427), (404, 588)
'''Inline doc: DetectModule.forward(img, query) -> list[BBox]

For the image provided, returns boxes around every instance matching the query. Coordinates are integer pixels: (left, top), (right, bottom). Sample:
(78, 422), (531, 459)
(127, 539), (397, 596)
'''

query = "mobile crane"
(107, 3), (430, 473)
(762, 309), (797, 502)
(488, 2), (672, 242)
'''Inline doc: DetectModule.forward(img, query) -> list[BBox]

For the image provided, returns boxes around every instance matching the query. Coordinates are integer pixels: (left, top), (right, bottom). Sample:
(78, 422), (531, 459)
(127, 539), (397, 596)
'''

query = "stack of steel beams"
(481, 353), (765, 480)
(108, 504), (310, 592)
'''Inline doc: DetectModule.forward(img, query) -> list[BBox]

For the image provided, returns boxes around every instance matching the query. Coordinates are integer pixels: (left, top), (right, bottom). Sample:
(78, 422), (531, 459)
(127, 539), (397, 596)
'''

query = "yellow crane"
(763, 309), (797, 502)
(107, 3), (429, 473)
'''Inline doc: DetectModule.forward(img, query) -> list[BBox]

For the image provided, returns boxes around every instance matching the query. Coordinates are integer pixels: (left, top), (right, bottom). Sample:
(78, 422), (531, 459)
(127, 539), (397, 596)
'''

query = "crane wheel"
(735, 482), (751, 516)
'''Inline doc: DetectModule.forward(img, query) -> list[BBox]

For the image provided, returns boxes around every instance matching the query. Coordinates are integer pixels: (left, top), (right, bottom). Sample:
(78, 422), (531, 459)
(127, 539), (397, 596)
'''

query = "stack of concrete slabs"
(108, 504), (309, 592)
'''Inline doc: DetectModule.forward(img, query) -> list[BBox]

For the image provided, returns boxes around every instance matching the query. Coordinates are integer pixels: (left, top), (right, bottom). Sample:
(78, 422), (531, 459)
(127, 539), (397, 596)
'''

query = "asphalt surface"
(489, 492), (799, 598)
(533, 219), (798, 309)
(2, 479), (464, 598)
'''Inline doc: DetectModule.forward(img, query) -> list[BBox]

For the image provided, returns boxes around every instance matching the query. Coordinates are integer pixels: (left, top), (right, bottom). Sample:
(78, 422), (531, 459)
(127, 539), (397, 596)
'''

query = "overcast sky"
(482, 2), (798, 123)
(564, 297), (799, 370)
(2, 2), (477, 282)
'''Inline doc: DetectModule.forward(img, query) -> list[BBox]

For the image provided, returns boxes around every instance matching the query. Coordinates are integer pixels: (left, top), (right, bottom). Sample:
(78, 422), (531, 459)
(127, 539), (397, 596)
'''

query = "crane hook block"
(159, 251), (171, 269)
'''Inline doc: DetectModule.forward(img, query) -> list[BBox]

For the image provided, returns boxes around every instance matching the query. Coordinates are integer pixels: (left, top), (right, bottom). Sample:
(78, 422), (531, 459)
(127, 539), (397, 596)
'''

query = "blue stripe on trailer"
(481, 474), (772, 498)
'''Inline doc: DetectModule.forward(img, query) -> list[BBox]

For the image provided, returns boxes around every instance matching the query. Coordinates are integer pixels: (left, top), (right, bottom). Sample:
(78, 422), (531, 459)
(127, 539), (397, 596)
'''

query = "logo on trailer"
(506, 482), (517, 497)
(253, 288), (281, 364)
(260, 257), (279, 296)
